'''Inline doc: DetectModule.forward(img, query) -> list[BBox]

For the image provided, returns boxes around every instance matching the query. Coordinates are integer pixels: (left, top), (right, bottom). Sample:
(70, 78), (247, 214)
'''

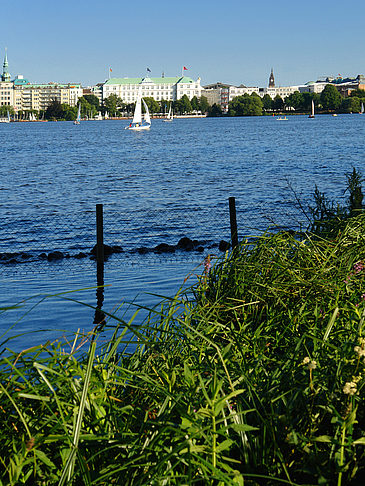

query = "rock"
(218, 240), (230, 251)
(91, 244), (114, 256)
(177, 237), (194, 250)
(154, 243), (176, 253)
(137, 247), (150, 254)
(47, 251), (64, 261)
(74, 252), (87, 259)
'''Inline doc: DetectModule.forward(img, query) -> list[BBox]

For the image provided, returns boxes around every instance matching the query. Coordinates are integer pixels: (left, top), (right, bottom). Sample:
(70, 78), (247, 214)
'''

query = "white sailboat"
(0, 110), (10, 123)
(74, 104), (81, 125)
(125, 92), (151, 130)
(309, 100), (315, 118)
(360, 102), (364, 115)
(163, 104), (173, 122)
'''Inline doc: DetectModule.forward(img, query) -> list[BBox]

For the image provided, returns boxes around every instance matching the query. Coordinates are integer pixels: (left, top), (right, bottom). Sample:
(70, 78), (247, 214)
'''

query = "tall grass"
(2, 215), (365, 484)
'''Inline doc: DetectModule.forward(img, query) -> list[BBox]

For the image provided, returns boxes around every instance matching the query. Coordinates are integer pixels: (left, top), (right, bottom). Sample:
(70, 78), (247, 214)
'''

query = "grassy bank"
(2, 215), (365, 485)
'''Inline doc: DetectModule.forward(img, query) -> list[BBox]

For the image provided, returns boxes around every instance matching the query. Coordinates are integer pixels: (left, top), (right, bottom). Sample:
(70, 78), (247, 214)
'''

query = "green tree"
(228, 93), (263, 116)
(175, 95), (192, 114)
(262, 94), (273, 111)
(273, 95), (285, 111)
(83, 94), (100, 110)
(285, 91), (304, 111)
(143, 97), (160, 114)
(104, 94), (123, 116)
(190, 96), (199, 112)
(320, 84), (342, 111)
(199, 96), (210, 113)
(0, 105), (14, 116)
(350, 89), (365, 99)
(340, 97), (361, 114)
(45, 99), (64, 119)
(207, 103), (222, 117)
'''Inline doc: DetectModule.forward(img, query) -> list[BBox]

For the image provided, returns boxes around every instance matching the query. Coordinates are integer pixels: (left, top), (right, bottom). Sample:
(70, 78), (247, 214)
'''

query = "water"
(1, 115), (364, 350)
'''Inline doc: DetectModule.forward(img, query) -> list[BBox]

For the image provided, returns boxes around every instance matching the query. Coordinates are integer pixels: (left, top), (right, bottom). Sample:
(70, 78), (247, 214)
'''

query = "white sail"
(361, 103), (364, 114)
(142, 98), (151, 125)
(132, 96), (143, 124)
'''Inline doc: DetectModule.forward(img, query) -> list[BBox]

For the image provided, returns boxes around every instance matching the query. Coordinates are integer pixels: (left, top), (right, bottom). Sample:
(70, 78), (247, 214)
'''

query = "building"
(103, 75), (202, 104)
(0, 49), (14, 108)
(268, 68), (275, 88)
(13, 78), (82, 112)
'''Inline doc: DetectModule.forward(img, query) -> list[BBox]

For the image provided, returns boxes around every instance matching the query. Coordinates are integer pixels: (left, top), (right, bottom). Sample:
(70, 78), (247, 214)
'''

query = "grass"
(2, 214), (365, 484)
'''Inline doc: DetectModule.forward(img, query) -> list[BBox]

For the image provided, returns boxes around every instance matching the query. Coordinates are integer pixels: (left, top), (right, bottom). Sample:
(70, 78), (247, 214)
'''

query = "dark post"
(96, 204), (104, 283)
(229, 197), (238, 249)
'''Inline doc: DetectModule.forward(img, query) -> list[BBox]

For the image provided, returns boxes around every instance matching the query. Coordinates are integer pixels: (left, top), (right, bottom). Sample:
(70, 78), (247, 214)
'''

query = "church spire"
(2, 48), (11, 82)
(268, 68), (275, 88)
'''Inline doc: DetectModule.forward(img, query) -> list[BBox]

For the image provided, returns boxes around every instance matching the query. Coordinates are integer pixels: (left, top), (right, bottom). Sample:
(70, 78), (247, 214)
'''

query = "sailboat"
(308, 100), (315, 118)
(359, 102), (364, 115)
(163, 104), (173, 122)
(125, 92), (151, 130)
(74, 104), (81, 125)
(0, 110), (10, 123)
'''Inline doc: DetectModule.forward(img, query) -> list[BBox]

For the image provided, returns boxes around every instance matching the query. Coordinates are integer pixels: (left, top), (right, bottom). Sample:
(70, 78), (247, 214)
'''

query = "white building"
(103, 75), (202, 104)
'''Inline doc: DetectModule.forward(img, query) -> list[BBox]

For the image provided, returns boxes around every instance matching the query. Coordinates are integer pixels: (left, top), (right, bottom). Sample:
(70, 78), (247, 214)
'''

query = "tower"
(2, 48), (11, 82)
(268, 68), (275, 88)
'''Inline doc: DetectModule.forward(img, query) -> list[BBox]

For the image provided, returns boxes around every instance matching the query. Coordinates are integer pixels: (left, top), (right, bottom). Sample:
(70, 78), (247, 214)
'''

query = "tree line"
(226, 85), (365, 117)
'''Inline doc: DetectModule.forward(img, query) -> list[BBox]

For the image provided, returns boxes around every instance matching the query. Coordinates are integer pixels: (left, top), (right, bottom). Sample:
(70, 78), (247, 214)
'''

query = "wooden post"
(229, 197), (238, 249)
(96, 204), (104, 284)
(94, 204), (105, 332)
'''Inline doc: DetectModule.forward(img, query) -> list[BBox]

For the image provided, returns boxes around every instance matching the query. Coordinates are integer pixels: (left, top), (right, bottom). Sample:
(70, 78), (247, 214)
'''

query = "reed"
(1, 215), (365, 485)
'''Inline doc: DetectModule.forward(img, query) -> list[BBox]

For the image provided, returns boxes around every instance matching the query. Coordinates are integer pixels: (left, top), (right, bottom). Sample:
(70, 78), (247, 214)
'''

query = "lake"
(1, 114), (364, 350)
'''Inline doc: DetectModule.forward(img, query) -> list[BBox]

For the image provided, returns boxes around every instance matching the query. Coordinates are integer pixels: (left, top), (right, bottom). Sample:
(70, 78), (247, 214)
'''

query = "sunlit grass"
(2, 215), (365, 484)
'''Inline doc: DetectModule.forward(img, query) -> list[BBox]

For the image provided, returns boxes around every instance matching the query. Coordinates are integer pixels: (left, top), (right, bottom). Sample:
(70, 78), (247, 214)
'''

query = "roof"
(104, 76), (195, 85)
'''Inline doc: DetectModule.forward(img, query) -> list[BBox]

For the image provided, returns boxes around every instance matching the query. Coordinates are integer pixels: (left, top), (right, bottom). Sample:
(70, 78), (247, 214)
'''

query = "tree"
(175, 95), (192, 114)
(320, 84), (342, 111)
(199, 96), (210, 113)
(143, 97), (160, 114)
(262, 94), (273, 111)
(340, 97), (361, 114)
(207, 103), (222, 117)
(45, 99), (64, 119)
(228, 93), (263, 116)
(273, 95), (285, 112)
(104, 94), (123, 116)
(350, 89), (365, 99)
(0, 105), (14, 116)
(83, 94), (100, 110)
(285, 91), (304, 111)
(190, 96), (200, 112)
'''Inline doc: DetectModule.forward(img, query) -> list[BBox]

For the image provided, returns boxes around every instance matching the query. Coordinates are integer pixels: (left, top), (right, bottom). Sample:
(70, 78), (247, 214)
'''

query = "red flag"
(183, 66), (187, 70)
(110, 67), (112, 72)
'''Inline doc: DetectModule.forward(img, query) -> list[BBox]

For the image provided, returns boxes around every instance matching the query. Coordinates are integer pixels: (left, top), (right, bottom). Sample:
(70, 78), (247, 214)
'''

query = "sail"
(132, 95), (143, 124)
(311, 100), (314, 116)
(361, 103), (364, 114)
(142, 98), (151, 125)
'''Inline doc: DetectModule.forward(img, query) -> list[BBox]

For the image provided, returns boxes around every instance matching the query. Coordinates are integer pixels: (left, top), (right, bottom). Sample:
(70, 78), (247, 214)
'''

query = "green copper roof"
(105, 76), (195, 85)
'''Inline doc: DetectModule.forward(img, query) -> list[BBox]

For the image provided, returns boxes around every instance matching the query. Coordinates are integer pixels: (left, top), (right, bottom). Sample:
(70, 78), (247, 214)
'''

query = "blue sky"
(2, 0), (364, 88)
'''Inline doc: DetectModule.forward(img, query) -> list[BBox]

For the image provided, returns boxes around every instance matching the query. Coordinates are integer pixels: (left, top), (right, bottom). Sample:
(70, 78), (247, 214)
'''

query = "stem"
(337, 424), (346, 486)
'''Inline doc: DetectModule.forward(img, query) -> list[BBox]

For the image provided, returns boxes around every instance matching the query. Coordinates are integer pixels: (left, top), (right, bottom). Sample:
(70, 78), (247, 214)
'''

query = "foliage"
(340, 97), (362, 114)
(0, 105), (14, 116)
(349, 89), (365, 99)
(83, 94), (100, 110)
(207, 103), (223, 117)
(261, 94), (273, 111)
(103, 94), (125, 116)
(142, 97), (160, 114)
(199, 95), (210, 113)
(228, 93), (263, 116)
(273, 94), (285, 111)
(320, 84), (343, 111)
(306, 168), (364, 237)
(174, 94), (192, 114)
(3, 212), (365, 484)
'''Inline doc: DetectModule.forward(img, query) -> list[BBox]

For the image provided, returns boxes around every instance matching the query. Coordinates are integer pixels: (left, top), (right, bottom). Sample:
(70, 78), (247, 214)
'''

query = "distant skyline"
(2, 0), (365, 88)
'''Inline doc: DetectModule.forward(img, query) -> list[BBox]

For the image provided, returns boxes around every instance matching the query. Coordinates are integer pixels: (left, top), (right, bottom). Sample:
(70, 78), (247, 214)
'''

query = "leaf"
(353, 437), (365, 445)
(323, 307), (339, 341)
(313, 435), (332, 443)
(34, 449), (56, 469)
(216, 439), (233, 453)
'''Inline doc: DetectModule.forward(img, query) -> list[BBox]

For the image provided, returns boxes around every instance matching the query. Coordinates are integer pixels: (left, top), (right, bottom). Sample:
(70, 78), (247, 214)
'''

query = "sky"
(1, 0), (364, 88)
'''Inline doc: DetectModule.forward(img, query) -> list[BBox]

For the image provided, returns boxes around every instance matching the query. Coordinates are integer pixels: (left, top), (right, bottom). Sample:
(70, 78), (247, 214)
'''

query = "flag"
(147, 67), (151, 72)
(109, 67), (112, 72)
(183, 66), (188, 70)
